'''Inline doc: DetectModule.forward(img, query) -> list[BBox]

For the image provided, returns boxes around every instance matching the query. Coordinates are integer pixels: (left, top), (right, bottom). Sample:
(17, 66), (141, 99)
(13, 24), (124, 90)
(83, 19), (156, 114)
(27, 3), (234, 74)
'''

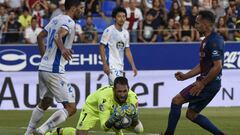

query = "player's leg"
(164, 84), (194, 135)
(108, 69), (124, 85)
(25, 72), (53, 135)
(75, 106), (99, 135)
(186, 85), (225, 135)
(36, 73), (76, 134)
(25, 99), (49, 135)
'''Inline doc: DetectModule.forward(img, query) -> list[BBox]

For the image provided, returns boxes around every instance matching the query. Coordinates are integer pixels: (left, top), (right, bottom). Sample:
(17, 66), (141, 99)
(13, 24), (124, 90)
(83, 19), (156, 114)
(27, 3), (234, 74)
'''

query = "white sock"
(37, 109), (69, 134)
(25, 106), (44, 135)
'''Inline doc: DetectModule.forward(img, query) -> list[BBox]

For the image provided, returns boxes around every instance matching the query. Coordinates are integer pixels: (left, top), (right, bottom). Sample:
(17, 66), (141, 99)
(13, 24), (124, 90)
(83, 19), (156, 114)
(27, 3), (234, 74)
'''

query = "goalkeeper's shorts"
(76, 106), (99, 130)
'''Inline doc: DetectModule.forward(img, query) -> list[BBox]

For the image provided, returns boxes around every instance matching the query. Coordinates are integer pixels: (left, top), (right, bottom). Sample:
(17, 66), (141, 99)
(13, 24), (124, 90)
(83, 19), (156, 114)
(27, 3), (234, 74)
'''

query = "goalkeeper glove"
(122, 103), (139, 127)
(122, 103), (138, 117)
(108, 105), (125, 126)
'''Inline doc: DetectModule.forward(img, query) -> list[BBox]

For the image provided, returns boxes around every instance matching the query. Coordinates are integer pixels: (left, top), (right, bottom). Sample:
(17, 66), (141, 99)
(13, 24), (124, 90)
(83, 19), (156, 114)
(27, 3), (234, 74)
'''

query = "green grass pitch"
(0, 107), (239, 135)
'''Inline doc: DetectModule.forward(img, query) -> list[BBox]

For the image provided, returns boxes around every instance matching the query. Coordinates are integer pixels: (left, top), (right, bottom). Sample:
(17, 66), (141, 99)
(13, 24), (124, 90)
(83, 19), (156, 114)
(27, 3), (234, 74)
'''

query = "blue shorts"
(180, 80), (221, 113)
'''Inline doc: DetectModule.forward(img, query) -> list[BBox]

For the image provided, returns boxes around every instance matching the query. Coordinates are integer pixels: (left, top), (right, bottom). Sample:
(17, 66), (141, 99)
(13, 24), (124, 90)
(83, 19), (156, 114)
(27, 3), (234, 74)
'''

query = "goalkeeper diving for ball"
(76, 76), (143, 135)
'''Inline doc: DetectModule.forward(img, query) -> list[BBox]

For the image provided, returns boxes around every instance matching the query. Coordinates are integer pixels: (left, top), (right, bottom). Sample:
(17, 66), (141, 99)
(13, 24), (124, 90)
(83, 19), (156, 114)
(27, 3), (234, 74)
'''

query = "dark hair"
(65, 0), (82, 10)
(23, 6), (29, 12)
(198, 10), (216, 24)
(114, 77), (129, 88)
(146, 9), (155, 16)
(112, 6), (127, 18)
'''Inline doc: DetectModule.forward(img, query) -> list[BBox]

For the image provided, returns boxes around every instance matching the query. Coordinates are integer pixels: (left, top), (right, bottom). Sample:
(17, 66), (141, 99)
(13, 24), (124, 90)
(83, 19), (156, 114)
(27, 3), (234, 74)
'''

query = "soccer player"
(163, 10), (226, 135)
(76, 77), (144, 135)
(24, 0), (85, 135)
(99, 7), (138, 85)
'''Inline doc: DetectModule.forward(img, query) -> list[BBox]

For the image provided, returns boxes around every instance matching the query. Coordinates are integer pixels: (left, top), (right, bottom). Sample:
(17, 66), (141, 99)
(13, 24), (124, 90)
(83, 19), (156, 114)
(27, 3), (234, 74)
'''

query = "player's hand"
(175, 72), (187, 81)
(109, 106), (125, 124)
(103, 64), (110, 75)
(61, 48), (73, 61)
(121, 103), (139, 126)
(189, 81), (205, 96)
(132, 67), (137, 77)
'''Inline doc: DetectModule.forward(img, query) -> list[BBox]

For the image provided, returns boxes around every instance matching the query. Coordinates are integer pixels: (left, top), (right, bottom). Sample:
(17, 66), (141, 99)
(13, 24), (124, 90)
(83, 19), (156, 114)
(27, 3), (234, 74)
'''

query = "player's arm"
(200, 39), (223, 85)
(100, 108), (114, 131)
(199, 60), (222, 86)
(128, 93), (144, 133)
(99, 44), (110, 75)
(128, 92), (139, 126)
(97, 98), (112, 130)
(54, 27), (72, 61)
(190, 60), (222, 96)
(125, 48), (137, 76)
(99, 28), (111, 75)
(190, 39), (224, 96)
(99, 100), (124, 131)
(175, 64), (201, 81)
(37, 30), (48, 56)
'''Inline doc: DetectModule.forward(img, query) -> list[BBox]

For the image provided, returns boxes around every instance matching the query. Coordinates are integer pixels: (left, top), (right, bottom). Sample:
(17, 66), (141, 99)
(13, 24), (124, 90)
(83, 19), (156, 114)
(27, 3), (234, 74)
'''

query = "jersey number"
(48, 28), (56, 48)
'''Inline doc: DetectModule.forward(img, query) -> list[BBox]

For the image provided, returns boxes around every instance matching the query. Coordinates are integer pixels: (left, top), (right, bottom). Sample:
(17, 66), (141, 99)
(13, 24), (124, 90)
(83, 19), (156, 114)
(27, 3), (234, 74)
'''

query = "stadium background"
(0, 0), (240, 134)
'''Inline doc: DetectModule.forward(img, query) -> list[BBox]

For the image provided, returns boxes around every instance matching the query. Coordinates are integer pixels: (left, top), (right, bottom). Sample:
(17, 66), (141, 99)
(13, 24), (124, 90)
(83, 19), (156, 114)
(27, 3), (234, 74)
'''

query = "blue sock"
(192, 114), (224, 135)
(165, 103), (182, 135)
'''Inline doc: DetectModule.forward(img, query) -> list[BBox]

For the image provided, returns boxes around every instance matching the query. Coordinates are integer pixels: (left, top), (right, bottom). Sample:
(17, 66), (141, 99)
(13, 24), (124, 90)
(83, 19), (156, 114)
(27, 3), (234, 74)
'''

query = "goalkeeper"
(76, 76), (143, 135)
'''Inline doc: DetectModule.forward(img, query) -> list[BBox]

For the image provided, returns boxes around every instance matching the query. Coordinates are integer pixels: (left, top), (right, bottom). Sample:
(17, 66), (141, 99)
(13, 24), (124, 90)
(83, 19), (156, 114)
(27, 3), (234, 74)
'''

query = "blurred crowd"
(0, 0), (240, 44)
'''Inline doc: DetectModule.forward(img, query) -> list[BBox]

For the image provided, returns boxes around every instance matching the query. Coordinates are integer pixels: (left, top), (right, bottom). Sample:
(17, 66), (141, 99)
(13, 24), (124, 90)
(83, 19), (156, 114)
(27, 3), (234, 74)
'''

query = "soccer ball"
(113, 115), (132, 130)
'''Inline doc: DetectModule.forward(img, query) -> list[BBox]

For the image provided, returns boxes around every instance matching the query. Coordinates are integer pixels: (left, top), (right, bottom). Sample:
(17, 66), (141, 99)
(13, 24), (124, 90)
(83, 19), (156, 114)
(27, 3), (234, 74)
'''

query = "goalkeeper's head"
(113, 77), (129, 104)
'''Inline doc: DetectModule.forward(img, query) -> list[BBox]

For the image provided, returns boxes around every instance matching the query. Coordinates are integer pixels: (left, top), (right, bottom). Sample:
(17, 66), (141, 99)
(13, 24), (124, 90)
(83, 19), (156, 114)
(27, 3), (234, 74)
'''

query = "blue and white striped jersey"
(39, 14), (75, 73)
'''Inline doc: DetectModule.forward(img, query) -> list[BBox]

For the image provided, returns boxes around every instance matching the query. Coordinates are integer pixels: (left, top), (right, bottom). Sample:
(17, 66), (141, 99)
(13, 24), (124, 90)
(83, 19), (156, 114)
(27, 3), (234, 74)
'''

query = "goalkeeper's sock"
(165, 103), (182, 135)
(25, 106), (44, 135)
(37, 109), (69, 134)
(192, 114), (225, 135)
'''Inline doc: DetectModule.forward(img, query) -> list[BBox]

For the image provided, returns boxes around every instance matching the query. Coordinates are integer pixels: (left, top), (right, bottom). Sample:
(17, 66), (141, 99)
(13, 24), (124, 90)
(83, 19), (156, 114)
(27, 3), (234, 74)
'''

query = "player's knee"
(171, 97), (177, 105)
(67, 107), (77, 117)
(171, 95), (184, 105)
(39, 97), (53, 110)
(64, 103), (77, 117)
(70, 108), (77, 116)
(186, 109), (198, 121)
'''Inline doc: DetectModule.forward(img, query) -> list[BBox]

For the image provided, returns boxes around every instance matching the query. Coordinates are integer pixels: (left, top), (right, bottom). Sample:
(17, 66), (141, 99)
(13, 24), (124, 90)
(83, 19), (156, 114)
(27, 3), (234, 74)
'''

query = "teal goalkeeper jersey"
(83, 85), (138, 129)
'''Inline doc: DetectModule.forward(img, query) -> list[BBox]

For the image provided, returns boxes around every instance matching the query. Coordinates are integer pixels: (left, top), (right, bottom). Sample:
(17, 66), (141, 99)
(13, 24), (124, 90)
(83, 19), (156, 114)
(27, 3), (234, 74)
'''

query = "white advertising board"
(0, 70), (239, 110)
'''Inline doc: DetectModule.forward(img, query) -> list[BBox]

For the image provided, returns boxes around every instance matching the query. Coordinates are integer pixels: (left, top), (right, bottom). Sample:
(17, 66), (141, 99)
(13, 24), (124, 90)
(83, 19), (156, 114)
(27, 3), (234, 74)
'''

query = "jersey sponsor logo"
(0, 49), (27, 71)
(224, 51), (240, 69)
(99, 103), (104, 112)
(212, 50), (220, 56)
